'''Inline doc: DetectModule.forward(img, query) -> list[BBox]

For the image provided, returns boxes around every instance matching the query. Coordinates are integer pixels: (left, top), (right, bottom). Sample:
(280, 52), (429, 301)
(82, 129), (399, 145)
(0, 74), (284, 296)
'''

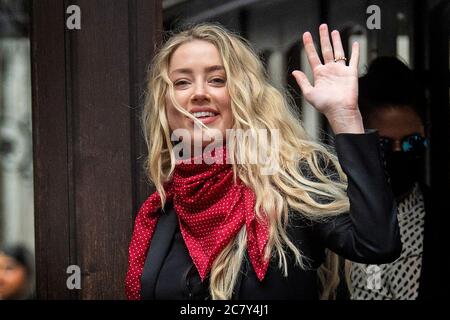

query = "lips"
(188, 107), (220, 125)
(192, 111), (217, 118)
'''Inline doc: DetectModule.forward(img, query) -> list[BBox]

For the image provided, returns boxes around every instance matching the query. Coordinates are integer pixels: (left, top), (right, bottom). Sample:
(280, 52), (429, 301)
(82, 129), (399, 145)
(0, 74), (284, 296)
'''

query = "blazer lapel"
(231, 252), (248, 299)
(141, 203), (177, 300)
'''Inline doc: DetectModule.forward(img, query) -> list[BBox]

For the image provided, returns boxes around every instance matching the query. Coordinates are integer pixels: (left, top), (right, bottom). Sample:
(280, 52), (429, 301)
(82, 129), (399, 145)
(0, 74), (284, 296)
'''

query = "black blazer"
(140, 130), (402, 300)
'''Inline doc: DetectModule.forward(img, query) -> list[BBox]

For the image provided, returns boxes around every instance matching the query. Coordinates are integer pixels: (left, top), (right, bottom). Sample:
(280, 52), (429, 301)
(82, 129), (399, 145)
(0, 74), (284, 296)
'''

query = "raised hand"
(292, 24), (364, 134)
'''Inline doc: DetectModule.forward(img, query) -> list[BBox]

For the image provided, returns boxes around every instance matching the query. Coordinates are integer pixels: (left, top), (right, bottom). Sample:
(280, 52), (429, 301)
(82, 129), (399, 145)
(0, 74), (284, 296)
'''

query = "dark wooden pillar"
(31, 0), (162, 299)
(429, 0), (450, 298)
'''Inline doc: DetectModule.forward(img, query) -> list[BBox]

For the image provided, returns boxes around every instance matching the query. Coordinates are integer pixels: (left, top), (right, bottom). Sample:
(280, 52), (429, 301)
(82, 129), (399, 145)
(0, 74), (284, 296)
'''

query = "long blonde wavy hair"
(142, 23), (350, 300)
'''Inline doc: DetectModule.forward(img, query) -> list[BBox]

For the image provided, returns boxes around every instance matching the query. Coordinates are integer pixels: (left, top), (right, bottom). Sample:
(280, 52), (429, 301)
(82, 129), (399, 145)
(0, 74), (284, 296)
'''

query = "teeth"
(192, 111), (216, 118)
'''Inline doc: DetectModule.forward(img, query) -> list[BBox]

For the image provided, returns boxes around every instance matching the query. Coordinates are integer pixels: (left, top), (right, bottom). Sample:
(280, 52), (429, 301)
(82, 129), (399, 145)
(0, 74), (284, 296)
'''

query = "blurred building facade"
(0, 0), (33, 252)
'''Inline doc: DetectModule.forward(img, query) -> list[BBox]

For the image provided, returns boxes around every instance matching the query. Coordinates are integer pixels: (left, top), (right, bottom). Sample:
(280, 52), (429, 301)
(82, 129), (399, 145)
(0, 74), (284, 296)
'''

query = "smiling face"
(165, 40), (233, 145)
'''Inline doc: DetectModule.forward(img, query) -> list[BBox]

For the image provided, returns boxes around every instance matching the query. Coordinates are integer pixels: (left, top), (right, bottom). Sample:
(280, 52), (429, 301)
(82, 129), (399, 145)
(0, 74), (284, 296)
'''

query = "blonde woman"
(125, 23), (401, 300)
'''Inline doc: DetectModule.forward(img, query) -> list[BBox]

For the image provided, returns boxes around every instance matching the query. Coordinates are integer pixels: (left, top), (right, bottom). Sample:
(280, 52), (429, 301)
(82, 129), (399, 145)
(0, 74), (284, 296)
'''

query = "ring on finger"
(334, 56), (347, 63)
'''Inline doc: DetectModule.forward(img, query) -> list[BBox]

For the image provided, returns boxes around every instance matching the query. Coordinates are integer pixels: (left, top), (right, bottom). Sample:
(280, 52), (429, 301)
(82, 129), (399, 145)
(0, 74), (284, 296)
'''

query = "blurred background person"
(0, 243), (34, 299)
(347, 57), (436, 300)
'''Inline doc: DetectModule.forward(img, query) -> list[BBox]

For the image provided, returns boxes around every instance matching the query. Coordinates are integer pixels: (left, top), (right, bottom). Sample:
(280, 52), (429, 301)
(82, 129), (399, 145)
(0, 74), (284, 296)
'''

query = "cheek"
(221, 95), (233, 126)
(4, 270), (26, 287)
(223, 107), (233, 127)
(165, 96), (185, 130)
(165, 104), (177, 129)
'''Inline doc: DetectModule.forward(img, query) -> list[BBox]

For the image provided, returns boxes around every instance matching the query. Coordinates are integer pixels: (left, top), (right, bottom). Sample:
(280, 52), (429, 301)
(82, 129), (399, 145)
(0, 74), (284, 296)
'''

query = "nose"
(191, 81), (209, 104)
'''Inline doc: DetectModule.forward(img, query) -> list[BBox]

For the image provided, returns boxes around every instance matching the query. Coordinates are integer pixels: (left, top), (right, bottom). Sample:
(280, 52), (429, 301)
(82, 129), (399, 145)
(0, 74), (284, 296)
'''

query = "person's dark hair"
(0, 243), (34, 276)
(358, 56), (427, 127)
(0, 244), (35, 299)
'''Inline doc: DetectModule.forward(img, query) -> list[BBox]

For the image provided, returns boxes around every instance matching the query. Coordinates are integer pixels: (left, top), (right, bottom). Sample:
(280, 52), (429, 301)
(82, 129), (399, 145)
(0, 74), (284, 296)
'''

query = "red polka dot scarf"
(125, 147), (270, 300)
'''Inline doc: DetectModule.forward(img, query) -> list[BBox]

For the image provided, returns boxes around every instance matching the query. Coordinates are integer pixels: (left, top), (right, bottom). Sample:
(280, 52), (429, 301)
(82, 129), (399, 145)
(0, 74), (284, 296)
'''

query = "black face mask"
(384, 151), (425, 197)
(379, 133), (428, 197)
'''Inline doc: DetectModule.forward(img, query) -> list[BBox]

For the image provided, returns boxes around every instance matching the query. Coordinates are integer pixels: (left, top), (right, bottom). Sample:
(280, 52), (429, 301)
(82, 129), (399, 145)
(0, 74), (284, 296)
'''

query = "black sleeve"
(313, 129), (402, 264)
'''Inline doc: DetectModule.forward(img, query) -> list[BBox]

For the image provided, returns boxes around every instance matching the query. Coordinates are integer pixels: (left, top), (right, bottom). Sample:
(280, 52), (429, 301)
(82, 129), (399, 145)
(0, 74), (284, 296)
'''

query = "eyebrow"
(169, 65), (225, 76)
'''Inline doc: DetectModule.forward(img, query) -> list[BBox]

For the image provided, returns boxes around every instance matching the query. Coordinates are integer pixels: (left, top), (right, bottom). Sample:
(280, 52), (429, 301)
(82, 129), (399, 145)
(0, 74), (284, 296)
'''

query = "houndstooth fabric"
(349, 183), (425, 300)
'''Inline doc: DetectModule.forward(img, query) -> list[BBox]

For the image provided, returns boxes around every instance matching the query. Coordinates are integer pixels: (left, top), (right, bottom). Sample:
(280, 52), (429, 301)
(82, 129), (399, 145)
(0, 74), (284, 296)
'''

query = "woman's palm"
(307, 62), (358, 114)
(292, 24), (360, 118)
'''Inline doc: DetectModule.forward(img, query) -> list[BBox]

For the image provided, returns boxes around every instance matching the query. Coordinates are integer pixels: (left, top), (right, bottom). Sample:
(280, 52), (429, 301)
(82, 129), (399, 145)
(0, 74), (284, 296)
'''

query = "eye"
(209, 78), (226, 85)
(174, 80), (189, 86)
(173, 80), (190, 90)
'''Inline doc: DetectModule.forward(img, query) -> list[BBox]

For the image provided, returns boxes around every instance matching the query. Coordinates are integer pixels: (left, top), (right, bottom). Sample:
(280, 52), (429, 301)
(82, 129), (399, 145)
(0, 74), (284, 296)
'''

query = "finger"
(292, 70), (313, 97)
(319, 24), (334, 64)
(349, 41), (360, 69)
(331, 30), (346, 65)
(302, 32), (322, 70)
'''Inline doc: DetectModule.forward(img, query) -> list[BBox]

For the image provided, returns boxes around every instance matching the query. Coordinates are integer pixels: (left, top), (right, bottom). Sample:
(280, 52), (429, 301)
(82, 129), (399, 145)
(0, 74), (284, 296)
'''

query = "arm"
(291, 25), (401, 263)
(314, 129), (402, 263)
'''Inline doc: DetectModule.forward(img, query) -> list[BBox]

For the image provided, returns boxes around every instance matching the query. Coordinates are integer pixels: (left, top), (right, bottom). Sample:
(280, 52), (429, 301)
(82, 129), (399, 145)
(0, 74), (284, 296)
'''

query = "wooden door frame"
(31, 0), (162, 299)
